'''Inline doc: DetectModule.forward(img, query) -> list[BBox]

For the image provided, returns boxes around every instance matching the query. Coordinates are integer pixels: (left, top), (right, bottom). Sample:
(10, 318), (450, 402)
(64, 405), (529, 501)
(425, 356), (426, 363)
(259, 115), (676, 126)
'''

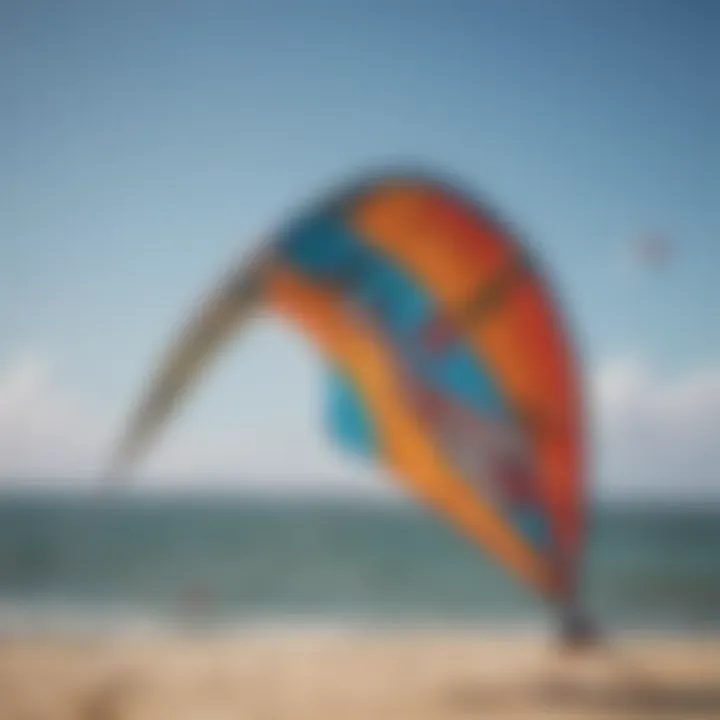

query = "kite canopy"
(110, 170), (586, 613)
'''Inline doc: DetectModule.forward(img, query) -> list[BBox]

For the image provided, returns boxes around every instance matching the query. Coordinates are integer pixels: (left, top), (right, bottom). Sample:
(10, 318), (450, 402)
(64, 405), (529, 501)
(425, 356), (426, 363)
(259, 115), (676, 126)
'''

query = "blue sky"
(1, 0), (718, 496)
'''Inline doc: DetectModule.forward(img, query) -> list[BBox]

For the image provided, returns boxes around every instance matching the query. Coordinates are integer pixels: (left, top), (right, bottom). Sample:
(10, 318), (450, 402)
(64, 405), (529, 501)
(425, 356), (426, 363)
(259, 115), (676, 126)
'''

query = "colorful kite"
(109, 170), (591, 639)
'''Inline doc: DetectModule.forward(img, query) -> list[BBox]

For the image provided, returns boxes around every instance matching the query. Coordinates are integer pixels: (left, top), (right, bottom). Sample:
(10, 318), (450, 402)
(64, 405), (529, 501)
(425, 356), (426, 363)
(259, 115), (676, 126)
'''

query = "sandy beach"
(1, 631), (718, 720)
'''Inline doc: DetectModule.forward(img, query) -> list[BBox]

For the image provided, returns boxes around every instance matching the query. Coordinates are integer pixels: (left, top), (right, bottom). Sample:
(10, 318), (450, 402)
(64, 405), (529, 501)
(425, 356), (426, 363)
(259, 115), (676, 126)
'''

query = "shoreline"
(2, 601), (720, 641)
(3, 600), (720, 640)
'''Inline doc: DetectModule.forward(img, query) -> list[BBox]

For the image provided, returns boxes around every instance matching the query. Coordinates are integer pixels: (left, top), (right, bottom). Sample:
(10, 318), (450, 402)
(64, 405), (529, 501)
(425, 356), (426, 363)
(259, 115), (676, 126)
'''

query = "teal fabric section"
(325, 368), (377, 457)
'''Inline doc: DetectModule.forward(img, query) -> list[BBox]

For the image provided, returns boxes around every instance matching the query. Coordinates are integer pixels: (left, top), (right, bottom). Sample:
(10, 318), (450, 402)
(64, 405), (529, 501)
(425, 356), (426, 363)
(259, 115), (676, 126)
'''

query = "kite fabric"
(109, 171), (586, 612)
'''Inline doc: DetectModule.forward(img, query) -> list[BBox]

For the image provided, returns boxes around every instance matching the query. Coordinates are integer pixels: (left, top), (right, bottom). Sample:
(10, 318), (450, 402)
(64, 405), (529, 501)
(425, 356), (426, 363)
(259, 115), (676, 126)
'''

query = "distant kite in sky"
(109, 170), (593, 644)
(629, 233), (673, 270)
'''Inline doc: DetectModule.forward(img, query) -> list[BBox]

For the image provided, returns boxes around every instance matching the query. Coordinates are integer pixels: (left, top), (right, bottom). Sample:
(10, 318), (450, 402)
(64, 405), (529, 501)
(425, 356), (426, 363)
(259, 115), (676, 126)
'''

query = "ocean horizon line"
(0, 481), (718, 511)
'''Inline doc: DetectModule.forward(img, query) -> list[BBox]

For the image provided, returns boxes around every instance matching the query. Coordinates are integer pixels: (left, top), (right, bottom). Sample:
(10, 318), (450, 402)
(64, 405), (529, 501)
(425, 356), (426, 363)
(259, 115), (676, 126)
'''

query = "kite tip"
(558, 605), (602, 652)
(99, 443), (138, 495)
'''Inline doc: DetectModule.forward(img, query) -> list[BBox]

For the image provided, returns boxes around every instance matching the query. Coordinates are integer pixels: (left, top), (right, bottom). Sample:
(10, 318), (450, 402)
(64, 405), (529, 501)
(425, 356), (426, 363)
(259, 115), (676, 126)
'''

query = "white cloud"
(0, 349), (718, 500)
(0, 351), (108, 480)
(593, 356), (720, 499)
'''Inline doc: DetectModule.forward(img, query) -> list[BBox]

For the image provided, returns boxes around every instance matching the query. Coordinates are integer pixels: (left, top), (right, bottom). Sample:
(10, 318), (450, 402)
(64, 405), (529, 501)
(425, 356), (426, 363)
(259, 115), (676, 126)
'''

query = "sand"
(0, 631), (719, 720)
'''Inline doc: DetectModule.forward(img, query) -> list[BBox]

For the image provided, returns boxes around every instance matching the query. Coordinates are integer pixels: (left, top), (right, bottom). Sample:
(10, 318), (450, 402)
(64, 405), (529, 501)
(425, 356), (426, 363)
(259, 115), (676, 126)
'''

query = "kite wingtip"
(99, 444), (139, 494)
(558, 605), (602, 652)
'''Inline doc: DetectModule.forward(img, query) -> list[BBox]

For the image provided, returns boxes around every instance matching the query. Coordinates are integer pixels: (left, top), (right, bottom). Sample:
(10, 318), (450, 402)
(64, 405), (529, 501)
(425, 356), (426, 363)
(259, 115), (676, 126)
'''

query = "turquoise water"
(0, 492), (718, 632)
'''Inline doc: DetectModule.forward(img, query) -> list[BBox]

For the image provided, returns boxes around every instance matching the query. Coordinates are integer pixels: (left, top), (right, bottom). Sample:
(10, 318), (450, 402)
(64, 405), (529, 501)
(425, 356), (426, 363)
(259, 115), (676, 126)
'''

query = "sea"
(0, 490), (718, 636)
